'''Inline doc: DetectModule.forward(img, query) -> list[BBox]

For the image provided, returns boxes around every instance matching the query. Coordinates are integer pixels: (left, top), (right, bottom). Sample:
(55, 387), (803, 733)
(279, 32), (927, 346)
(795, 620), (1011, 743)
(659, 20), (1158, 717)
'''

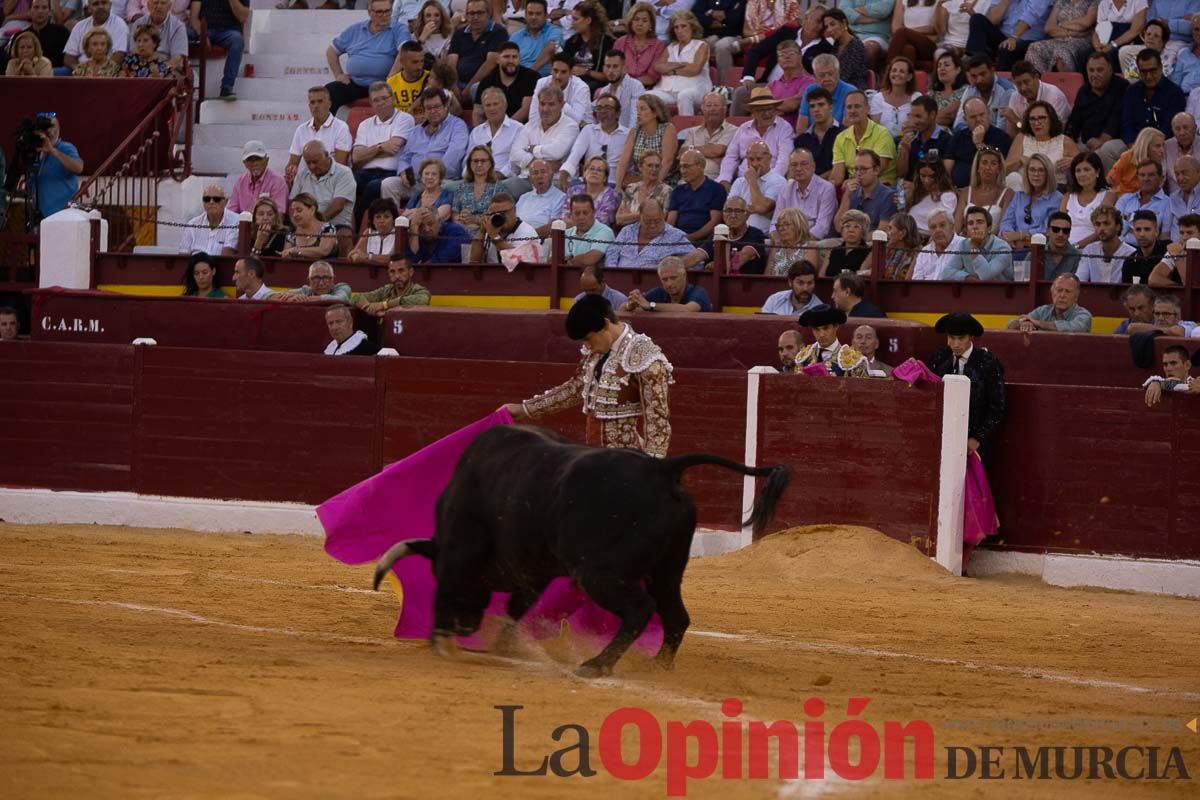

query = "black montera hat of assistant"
(798, 304), (847, 328)
(935, 312), (984, 338)
(565, 294), (614, 340)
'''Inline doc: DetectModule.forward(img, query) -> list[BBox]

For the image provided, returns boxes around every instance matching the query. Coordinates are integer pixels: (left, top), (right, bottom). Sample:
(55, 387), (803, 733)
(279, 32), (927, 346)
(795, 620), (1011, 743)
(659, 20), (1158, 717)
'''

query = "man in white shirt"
(558, 93), (626, 188)
(1077, 206), (1135, 283)
(594, 50), (644, 129)
(505, 85), (581, 194)
(683, 92), (739, 182)
(912, 210), (964, 280)
(529, 55), (594, 127)
(469, 191), (542, 269)
(62, 0), (128, 70)
(179, 184), (240, 255)
(1003, 60), (1071, 137)
(514, 160), (566, 240)
(467, 87), (524, 180)
(728, 141), (787, 233)
(351, 81), (415, 227)
(286, 86), (353, 184)
(760, 261), (823, 316)
(233, 256), (272, 300)
(1163, 112), (1196, 195)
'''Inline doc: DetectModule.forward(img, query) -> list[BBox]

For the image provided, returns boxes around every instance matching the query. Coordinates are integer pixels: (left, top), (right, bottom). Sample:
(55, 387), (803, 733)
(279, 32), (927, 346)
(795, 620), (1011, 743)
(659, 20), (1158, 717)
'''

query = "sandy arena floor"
(0, 522), (1197, 799)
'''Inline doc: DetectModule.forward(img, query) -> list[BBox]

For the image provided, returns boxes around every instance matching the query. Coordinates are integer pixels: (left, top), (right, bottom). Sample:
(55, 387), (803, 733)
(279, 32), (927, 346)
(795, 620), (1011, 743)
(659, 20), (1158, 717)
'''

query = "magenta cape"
(318, 410), (663, 652)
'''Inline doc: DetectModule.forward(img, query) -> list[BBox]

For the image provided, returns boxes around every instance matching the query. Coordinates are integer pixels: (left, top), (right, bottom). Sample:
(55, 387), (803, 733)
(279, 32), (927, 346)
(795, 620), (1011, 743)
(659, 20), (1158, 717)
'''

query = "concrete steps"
(249, 9), (362, 35)
(242, 52), (332, 79)
(192, 123), (297, 149)
(228, 75), (338, 101)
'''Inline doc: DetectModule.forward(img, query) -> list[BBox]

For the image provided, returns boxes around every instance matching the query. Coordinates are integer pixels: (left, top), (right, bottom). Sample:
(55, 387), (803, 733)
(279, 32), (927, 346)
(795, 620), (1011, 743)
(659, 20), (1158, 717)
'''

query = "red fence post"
(549, 219), (565, 309)
(394, 215), (409, 259)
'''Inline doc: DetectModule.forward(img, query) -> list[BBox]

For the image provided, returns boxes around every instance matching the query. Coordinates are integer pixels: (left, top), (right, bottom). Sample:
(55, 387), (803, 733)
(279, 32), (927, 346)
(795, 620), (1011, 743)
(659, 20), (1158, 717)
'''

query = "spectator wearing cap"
(179, 183), (239, 255)
(718, 87), (795, 190)
(188, 0), (246, 100)
(940, 206), (1014, 281)
(285, 87), (353, 185)
(1007, 273), (1093, 332)
(831, 270), (884, 318)
(793, 304), (870, 377)
(921, 312), (1007, 459)
(760, 260), (823, 316)
(324, 0), (412, 112)
(622, 257), (713, 314)
(228, 141), (288, 215)
(830, 90), (897, 187)
(351, 81), (415, 223)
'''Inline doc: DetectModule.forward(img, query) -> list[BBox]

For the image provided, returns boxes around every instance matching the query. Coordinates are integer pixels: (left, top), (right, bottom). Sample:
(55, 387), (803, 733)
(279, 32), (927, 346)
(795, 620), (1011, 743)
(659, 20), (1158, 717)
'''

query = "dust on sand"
(0, 522), (1196, 799)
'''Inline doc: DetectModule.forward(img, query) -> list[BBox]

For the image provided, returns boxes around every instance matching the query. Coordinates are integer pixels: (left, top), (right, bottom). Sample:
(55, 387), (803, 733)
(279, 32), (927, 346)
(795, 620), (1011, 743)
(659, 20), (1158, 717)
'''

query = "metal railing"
(72, 75), (193, 253)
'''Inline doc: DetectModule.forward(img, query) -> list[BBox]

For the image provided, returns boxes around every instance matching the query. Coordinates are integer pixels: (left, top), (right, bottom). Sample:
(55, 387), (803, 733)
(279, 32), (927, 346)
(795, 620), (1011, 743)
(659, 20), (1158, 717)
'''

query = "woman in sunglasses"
(999, 153), (1063, 260)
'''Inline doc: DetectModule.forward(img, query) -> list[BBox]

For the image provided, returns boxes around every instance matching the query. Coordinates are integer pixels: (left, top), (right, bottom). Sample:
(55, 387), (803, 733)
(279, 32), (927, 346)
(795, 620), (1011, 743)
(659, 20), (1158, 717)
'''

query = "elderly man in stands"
(179, 184), (239, 255)
(1125, 294), (1199, 339)
(852, 325), (893, 377)
(286, 87), (352, 185)
(941, 206), (1014, 281)
(446, 0), (509, 93)
(1122, 49), (1187, 145)
(233, 256), (270, 300)
(728, 142), (787, 235)
(833, 150), (894, 233)
(25, 0), (69, 69)
(515, 160), (566, 241)
(1112, 284), (1156, 334)
(325, 0), (410, 112)
(575, 262), (627, 307)
(1115, 162), (1174, 246)
(777, 329), (803, 373)
(507, 85), (580, 197)
(406, 207), (472, 264)
(771, 147), (836, 240)
(944, 98), (1013, 189)
(1077, 206), (1134, 283)
(228, 141), (288, 215)
(622, 257), (713, 313)
(129, 0), (185, 71)
(324, 305), (379, 357)
(831, 270), (885, 318)
(1037, 211), (1080, 279)
(354, 255), (430, 316)
(795, 54), (857, 135)
(605, 200), (693, 270)
(831, 90), (896, 187)
(559, 95), (626, 189)
(1169, 156), (1200, 237)
(596, 50), (646, 130)
(761, 261), (822, 316)
(509, 0), (562, 77)
(382, 88), (468, 205)
(718, 88), (794, 190)
(682, 93), (738, 182)
(1144, 345), (1197, 407)
(0, 308), (19, 341)
(1007, 273), (1093, 332)
(468, 88), (524, 181)
(1163, 113), (1197, 194)
(1149, 213), (1200, 286)
(685, 196), (768, 270)
(473, 43), (538, 125)
(271, 261), (352, 304)
(189, 0), (245, 98)
(351, 82), (414, 223)
(62, 0), (127, 74)
(669, 150), (727, 243)
(292, 141), (357, 256)
(912, 210), (963, 280)
(529, 55), (594, 127)
(1065, 52), (1129, 174)
(564, 195), (614, 267)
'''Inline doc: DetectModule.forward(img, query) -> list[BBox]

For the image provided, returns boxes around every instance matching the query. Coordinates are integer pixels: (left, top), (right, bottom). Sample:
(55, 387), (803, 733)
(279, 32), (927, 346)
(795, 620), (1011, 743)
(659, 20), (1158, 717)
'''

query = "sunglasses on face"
(1049, 225), (1070, 234)
(203, 195), (225, 203)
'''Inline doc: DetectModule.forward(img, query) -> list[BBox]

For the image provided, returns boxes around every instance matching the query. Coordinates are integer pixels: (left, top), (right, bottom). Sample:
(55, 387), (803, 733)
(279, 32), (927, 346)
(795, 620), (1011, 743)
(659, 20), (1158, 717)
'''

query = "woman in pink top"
(613, 2), (665, 89)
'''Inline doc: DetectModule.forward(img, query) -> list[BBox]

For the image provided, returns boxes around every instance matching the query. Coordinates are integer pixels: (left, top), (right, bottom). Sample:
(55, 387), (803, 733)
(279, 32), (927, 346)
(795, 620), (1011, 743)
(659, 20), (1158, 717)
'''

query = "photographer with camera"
(20, 113), (83, 221)
(468, 192), (542, 270)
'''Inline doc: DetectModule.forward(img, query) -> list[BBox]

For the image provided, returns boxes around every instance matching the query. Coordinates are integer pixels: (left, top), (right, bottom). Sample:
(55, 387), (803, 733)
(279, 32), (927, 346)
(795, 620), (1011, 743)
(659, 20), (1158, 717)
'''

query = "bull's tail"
(663, 454), (791, 539)
(372, 538), (438, 591)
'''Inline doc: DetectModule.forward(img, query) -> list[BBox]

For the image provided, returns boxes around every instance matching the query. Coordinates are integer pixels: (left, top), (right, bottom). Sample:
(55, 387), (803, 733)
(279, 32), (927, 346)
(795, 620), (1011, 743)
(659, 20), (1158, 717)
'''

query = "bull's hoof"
(575, 661), (613, 678)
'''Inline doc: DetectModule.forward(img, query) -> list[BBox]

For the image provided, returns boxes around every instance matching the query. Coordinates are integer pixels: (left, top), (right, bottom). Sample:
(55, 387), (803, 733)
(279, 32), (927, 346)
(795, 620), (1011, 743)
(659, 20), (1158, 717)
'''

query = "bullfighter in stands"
(504, 294), (673, 457)
(793, 304), (870, 377)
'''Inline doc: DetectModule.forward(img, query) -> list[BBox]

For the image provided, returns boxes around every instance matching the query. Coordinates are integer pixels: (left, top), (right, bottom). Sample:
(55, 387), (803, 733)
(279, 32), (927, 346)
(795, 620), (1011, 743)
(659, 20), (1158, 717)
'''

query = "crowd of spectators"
(6, 0), (1200, 339)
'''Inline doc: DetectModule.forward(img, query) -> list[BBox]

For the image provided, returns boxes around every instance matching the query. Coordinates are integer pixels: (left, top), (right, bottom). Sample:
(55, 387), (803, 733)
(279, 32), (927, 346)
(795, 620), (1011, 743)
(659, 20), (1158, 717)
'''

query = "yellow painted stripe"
(429, 295), (550, 309)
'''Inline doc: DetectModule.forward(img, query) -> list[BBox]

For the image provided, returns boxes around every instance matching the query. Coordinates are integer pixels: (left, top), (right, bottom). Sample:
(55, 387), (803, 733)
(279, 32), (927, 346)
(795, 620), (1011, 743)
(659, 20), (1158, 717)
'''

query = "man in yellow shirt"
(830, 90), (896, 187)
(386, 41), (429, 114)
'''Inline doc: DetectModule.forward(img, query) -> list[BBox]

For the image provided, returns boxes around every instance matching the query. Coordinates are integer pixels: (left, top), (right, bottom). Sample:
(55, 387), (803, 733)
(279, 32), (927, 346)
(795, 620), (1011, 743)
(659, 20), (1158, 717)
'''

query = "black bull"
(373, 425), (790, 676)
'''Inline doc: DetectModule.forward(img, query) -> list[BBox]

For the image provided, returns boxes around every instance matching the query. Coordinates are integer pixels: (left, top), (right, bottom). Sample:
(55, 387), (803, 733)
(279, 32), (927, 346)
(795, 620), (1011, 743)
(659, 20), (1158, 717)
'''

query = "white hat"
(241, 140), (269, 160)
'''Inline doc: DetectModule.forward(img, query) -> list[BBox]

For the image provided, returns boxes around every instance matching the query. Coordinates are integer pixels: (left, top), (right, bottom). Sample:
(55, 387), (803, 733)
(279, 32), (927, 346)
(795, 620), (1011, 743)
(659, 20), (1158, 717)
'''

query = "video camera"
(13, 115), (54, 161)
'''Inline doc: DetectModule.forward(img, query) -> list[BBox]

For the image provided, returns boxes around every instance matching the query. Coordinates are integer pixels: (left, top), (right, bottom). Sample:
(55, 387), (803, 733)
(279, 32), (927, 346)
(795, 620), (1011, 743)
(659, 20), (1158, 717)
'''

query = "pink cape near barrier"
(318, 410), (663, 653)
(800, 362), (831, 377)
(890, 359), (998, 547)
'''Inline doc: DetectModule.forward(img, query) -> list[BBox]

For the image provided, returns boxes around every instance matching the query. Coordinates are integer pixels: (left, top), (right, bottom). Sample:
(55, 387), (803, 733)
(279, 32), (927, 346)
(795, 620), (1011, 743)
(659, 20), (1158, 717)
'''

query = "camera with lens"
(489, 211), (508, 229)
(14, 116), (53, 161)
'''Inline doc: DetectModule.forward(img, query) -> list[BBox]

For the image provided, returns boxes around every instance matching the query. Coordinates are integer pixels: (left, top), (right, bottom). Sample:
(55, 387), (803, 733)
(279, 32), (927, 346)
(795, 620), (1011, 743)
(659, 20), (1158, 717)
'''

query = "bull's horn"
(372, 541), (412, 591)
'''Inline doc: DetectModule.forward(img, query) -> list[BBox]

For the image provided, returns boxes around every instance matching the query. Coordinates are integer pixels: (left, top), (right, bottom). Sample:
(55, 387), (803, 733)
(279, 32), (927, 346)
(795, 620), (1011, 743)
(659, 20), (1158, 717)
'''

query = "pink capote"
(800, 362), (831, 377)
(891, 360), (999, 553)
(318, 409), (663, 652)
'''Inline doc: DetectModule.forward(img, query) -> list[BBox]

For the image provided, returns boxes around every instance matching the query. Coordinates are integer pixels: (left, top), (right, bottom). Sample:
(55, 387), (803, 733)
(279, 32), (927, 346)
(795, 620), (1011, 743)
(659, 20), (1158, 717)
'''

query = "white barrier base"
(971, 549), (1200, 599)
